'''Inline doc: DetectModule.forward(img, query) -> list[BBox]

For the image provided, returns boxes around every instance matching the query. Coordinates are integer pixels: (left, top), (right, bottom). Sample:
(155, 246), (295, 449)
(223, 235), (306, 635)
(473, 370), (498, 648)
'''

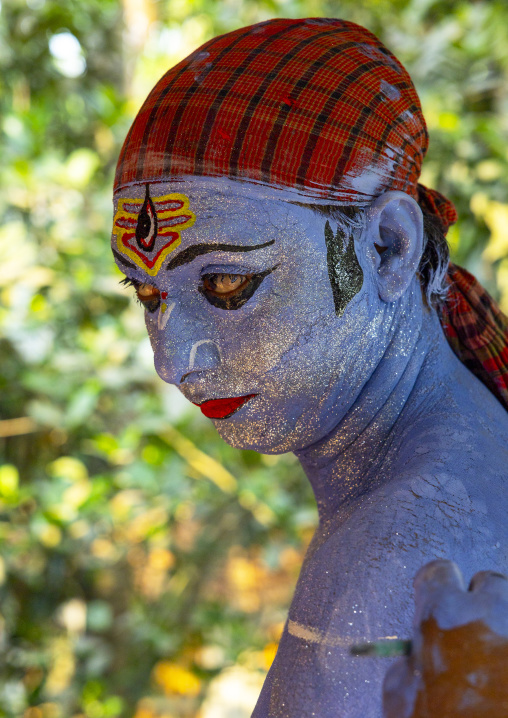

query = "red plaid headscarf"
(115, 18), (508, 410)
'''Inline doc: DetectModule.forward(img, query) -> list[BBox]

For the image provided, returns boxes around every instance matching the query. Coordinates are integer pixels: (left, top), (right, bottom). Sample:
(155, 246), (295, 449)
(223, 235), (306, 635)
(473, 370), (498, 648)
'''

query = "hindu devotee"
(110, 18), (508, 717)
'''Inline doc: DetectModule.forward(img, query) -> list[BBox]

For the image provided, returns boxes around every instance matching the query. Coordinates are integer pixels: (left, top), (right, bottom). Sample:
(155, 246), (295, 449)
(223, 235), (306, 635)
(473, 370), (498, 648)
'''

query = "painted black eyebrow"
(112, 247), (137, 271)
(165, 239), (275, 272)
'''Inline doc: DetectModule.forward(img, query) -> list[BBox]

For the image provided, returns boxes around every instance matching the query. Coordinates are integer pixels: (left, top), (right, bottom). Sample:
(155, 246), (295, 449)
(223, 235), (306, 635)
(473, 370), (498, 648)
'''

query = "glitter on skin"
(112, 176), (508, 717)
(157, 301), (174, 331)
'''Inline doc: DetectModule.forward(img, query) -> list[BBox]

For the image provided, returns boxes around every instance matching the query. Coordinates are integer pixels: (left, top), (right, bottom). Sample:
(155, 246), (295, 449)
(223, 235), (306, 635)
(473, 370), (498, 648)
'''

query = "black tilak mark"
(112, 247), (136, 270)
(135, 183), (158, 251)
(165, 239), (275, 271)
(199, 266), (277, 310)
(324, 220), (363, 317)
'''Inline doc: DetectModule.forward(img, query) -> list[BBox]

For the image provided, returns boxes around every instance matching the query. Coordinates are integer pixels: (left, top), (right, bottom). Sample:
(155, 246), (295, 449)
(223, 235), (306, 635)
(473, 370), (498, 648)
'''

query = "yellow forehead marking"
(113, 191), (196, 276)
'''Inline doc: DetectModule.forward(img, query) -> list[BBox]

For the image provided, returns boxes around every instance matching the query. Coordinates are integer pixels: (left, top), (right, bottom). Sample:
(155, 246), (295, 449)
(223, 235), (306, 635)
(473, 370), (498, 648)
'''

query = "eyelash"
(119, 277), (161, 313)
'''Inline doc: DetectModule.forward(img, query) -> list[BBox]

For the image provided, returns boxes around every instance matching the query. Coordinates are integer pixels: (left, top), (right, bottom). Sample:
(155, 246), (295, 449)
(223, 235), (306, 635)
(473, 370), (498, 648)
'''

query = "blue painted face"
(112, 177), (394, 454)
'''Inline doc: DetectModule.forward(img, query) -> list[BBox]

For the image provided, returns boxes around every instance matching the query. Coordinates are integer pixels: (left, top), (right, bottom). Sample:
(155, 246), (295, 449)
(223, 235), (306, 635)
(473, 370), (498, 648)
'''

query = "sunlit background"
(1, 1), (508, 717)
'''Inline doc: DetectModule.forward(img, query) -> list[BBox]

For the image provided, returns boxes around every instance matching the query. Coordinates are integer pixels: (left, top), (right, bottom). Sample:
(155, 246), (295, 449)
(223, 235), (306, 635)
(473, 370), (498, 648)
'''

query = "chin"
(211, 405), (325, 455)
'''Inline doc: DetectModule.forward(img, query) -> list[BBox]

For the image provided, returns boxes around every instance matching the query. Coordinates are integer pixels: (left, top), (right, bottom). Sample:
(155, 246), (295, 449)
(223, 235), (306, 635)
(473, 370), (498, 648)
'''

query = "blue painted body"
(112, 176), (508, 716)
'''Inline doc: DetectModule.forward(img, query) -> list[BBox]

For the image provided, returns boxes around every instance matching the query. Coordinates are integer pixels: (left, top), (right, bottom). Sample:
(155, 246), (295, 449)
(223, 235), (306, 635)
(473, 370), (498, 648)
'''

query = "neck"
(295, 291), (453, 525)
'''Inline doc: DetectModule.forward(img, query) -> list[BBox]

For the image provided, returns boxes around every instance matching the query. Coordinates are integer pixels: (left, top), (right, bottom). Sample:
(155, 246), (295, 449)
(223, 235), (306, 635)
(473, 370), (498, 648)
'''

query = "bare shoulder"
(256, 443), (506, 718)
(253, 412), (507, 718)
(291, 404), (508, 635)
(255, 395), (508, 718)
(384, 395), (508, 541)
(364, 403), (508, 563)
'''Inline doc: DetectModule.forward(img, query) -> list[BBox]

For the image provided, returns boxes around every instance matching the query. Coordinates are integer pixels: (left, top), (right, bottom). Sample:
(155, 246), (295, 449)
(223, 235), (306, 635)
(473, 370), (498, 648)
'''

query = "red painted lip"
(193, 394), (257, 419)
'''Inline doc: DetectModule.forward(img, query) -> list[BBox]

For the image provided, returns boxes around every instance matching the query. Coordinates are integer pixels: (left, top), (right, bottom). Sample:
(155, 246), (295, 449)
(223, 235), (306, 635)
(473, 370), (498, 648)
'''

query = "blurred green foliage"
(1, 0), (508, 716)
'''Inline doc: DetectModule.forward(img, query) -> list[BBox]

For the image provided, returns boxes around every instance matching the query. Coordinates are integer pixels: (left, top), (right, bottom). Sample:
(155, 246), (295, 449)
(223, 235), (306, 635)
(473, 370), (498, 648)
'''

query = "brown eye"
(202, 273), (250, 297)
(137, 283), (160, 301)
(136, 282), (160, 312)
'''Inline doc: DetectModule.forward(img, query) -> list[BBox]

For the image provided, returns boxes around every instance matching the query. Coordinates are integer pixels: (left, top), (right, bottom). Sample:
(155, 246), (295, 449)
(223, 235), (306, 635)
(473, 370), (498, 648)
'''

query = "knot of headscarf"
(115, 17), (508, 411)
(417, 184), (458, 235)
(441, 265), (508, 410)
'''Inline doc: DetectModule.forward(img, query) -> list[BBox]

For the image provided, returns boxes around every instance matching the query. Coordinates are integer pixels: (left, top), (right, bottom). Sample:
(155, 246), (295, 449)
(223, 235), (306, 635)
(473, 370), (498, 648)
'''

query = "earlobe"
(366, 191), (424, 303)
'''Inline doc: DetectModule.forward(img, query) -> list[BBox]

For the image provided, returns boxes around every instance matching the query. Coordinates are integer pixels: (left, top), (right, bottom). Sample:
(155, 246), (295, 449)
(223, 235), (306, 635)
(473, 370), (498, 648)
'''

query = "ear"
(365, 191), (424, 303)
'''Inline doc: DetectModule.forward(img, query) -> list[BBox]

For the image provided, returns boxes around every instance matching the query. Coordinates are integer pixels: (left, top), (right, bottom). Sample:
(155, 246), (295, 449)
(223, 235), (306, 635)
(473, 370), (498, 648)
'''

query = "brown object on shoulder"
(396, 616), (508, 718)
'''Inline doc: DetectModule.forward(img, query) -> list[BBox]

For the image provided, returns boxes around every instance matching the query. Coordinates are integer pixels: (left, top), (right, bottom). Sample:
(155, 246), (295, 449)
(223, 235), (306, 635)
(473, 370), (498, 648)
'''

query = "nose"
(181, 340), (221, 382)
(150, 304), (222, 384)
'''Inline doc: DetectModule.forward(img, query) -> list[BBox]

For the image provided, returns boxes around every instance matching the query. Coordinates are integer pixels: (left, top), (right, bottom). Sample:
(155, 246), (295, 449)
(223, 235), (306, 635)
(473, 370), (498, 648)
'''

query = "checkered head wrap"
(115, 17), (457, 234)
(114, 17), (508, 411)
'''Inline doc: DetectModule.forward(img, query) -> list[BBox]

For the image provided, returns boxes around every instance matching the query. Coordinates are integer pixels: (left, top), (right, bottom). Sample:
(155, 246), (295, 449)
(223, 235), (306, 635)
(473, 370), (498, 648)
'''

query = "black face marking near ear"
(112, 247), (137, 270)
(135, 183), (158, 251)
(199, 266), (277, 310)
(166, 239), (275, 271)
(324, 220), (364, 317)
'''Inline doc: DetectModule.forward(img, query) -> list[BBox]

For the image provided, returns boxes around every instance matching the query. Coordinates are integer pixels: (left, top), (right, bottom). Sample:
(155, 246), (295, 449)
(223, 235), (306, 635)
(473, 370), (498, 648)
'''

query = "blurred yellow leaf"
(262, 642), (279, 671)
(0, 464), (19, 497)
(238, 489), (275, 526)
(161, 427), (276, 524)
(446, 223), (459, 254)
(38, 523), (62, 548)
(23, 709), (43, 718)
(48, 456), (88, 482)
(110, 489), (144, 521)
(476, 160), (502, 181)
(62, 481), (91, 508)
(126, 506), (169, 543)
(24, 705), (60, 718)
(91, 538), (119, 561)
(496, 258), (508, 314)
(45, 637), (75, 696)
(438, 111), (459, 131)
(194, 645), (225, 670)
(153, 661), (201, 696)
(142, 444), (163, 465)
(0, 220), (34, 286)
(227, 553), (266, 612)
(56, 598), (87, 635)
(470, 191), (490, 217)
(279, 546), (302, 571)
(149, 548), (174, 571)
(68, 519), (89, 539)
(133, 709), (157, 718)
(30, 294), (49, 316)
(161, 426), (237, 493)
(133, 698), (175, 718)
(64, 149), (100, 189)
(483, 202), (508, 262)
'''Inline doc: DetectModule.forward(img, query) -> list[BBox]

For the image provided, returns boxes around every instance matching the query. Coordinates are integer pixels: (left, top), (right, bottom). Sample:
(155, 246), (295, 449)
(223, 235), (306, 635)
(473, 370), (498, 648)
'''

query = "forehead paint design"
(113, 184), (196, 276)
(324, 220), (364, 317)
